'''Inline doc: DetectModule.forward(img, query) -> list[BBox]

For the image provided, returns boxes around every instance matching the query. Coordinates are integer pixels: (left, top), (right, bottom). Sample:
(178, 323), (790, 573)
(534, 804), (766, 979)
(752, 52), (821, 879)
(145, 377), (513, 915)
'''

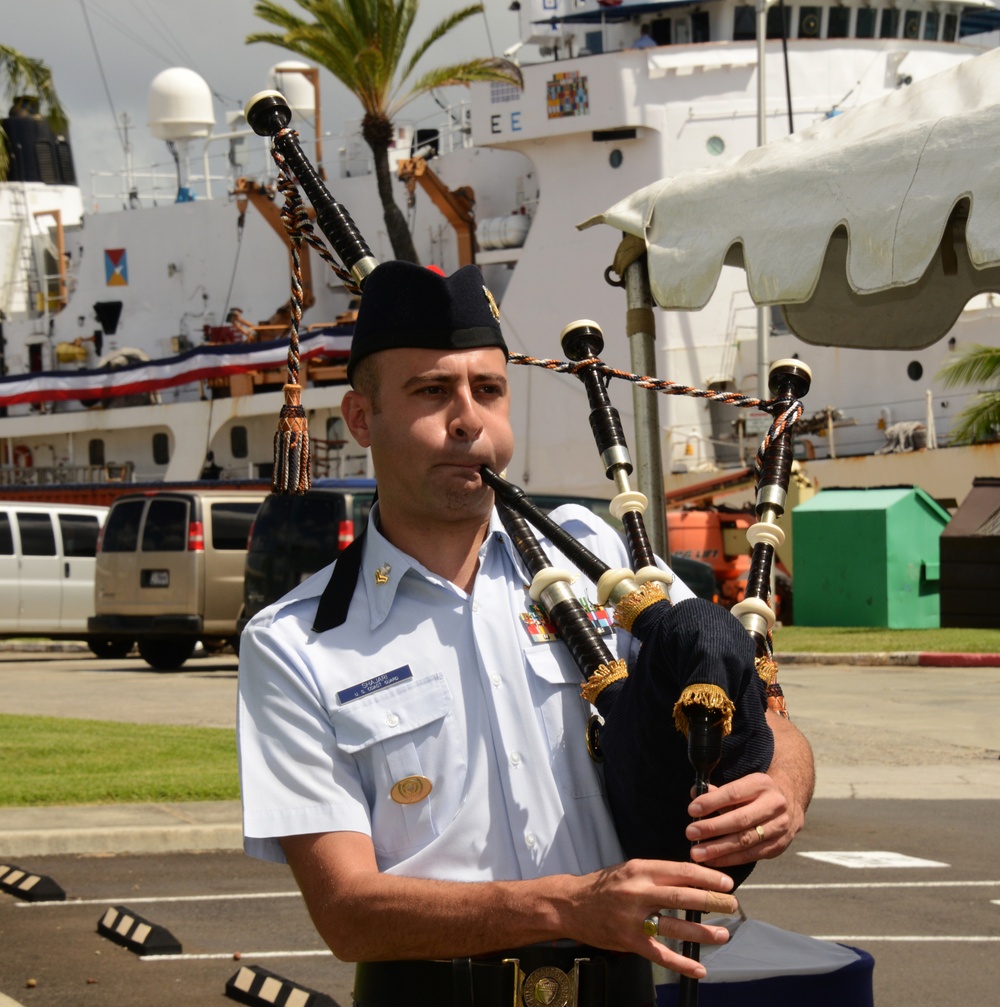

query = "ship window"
(856, 8), (876, 37)
(609, 149), (623, 168)
(798, 7), (821, 37)
(943, 13), (957, 41)
(907, 361), (923, 381)
(707, 136), (726, 156)
(828, 6), (850, 37)
(903, 10), (920, 38)
(651, 18), (671, 44)
(733, 5), (756, 40)
(691, 11), (710, 42)
(584, 30), (604, 54)
(879, 8), (899, 38)
(766, 4), (792, 38)
(231, 425), (249, 459)
(924, 11), (939, 39)
(152, 432), (170, 465)
(88, 438), (105, 466)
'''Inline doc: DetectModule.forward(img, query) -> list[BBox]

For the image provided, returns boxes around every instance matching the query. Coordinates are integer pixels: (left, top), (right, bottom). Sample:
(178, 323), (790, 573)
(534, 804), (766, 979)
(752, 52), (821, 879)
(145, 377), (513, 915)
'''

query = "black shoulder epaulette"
(312, 527), (367, 633)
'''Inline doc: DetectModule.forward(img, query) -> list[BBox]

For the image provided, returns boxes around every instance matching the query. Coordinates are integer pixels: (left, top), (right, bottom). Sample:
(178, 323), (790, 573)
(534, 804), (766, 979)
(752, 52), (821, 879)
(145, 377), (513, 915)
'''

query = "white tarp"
(583, 47), (1000, 349)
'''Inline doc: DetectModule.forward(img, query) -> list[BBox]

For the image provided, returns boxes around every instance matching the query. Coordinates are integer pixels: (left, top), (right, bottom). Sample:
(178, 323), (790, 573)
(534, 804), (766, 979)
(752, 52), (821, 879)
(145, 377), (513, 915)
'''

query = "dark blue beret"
(347, 261), (508, 383)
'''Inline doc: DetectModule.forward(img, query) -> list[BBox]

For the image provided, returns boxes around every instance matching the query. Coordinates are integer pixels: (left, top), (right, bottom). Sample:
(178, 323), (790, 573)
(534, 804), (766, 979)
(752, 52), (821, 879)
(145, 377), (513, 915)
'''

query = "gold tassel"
(272, 383), (311, 494)
(673, 683), (735, 738)
(611, 582), (666, 633)
(580, 659), (629, 704)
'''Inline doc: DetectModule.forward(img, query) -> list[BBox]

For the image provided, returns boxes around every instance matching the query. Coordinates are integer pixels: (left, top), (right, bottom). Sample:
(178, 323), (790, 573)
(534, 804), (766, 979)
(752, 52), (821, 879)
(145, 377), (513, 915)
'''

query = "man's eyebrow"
(401, 371), (508, 389)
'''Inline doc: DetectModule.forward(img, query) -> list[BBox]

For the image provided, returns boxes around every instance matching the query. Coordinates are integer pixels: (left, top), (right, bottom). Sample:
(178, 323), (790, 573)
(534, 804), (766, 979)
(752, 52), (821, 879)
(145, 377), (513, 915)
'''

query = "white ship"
(2, 0), (999, 505)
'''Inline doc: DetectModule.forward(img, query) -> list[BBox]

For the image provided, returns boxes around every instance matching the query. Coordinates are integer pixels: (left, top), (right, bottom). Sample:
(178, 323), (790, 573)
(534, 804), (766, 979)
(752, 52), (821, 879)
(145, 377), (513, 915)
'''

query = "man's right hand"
(560, 859), (738, 977)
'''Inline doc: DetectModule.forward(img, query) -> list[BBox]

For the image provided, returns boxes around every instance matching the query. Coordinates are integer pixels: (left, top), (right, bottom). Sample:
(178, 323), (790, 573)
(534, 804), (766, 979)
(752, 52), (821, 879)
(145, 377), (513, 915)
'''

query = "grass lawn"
(773, 625), (1000, 653)
(0, 714), (238, 807)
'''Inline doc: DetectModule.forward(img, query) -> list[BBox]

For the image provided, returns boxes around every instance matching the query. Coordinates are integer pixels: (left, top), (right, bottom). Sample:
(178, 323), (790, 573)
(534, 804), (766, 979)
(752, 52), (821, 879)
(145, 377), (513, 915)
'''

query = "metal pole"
(623, 252), (669, 559)
(756, 0), (770, 402)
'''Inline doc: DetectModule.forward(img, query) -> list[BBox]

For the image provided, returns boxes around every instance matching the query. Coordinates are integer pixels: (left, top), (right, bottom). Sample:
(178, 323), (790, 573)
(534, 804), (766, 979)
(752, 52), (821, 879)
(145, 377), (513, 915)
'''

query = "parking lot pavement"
(0, 651), (997, 858)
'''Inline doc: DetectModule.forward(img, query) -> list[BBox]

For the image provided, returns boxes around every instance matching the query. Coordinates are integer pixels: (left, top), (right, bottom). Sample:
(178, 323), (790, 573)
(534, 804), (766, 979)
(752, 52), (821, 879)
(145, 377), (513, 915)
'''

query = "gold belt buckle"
(501, 956), (589, 1007)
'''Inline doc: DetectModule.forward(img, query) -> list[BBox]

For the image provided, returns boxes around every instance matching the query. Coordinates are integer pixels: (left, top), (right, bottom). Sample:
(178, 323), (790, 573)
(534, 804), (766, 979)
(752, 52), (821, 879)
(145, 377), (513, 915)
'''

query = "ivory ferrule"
(528, 567), (575, 603)
(731, 595), (776, 635)
(596, 567), (639, 607)
(609, 489), (648, 519)
(634, 565), (673, 588)
(745, 520), (785, 551)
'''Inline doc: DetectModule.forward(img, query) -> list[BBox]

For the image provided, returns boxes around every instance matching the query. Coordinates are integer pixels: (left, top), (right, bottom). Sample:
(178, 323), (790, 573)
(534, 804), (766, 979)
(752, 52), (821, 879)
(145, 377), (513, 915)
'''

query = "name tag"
(337, 664), (413, 704)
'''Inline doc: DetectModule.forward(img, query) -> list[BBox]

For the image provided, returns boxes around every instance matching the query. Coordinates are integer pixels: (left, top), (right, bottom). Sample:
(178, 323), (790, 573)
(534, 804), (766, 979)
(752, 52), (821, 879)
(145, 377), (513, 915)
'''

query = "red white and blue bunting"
(0, 327), (352, 408)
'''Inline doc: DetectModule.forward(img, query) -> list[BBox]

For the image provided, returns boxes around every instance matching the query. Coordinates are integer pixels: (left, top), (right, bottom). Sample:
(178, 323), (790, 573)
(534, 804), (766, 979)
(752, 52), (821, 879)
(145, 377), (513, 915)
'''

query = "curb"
(775, 651), (1000, 667)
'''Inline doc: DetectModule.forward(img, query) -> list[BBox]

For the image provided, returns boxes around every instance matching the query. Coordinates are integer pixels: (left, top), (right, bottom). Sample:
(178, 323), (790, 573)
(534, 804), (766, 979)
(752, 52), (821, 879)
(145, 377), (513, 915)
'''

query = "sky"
(3, 0), (523, 201)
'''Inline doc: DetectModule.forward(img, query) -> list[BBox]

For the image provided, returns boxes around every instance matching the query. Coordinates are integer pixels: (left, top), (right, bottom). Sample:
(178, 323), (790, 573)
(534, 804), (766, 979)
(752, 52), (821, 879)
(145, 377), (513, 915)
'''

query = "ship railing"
(0, 463), (136, 487)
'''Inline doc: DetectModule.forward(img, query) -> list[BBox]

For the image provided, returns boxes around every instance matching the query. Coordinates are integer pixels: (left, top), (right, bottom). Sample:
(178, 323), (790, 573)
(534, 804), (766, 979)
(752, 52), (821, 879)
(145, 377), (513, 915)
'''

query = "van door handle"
(65, 562), (70, 578)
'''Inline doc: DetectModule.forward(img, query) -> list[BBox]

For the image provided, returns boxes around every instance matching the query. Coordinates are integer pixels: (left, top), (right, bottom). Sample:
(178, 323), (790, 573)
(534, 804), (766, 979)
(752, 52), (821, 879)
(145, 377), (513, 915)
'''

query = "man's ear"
(341, 389), (373, 448)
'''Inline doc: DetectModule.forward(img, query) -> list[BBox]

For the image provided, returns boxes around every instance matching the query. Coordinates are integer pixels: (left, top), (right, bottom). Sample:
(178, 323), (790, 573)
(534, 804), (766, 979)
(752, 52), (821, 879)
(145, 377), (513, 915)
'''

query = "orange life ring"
(12, 444), (33, 468)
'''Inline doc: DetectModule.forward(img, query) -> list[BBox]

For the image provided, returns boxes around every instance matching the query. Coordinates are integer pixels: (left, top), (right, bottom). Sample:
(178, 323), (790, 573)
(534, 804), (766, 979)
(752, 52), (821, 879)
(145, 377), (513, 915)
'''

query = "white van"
(0, 502), (111, 655)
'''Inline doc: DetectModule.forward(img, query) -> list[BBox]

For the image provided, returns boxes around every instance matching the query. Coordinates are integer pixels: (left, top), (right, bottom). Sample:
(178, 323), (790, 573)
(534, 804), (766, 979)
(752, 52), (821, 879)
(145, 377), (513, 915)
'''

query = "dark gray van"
(241, 481), (716, 631)
(241, 479), (377, 629)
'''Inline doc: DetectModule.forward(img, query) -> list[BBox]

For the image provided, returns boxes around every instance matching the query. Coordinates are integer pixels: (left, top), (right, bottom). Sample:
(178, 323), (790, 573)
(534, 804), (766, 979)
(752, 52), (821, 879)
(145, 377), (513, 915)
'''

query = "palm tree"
(248, 0), (522, 263)
(938, 343), (1000, 444)
(0, 46), (67, 181)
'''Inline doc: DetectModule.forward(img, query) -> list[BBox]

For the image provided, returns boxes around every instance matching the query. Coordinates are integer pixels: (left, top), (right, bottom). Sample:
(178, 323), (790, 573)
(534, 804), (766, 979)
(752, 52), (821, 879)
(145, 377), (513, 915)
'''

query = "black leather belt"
(353, 944), (655, 1007)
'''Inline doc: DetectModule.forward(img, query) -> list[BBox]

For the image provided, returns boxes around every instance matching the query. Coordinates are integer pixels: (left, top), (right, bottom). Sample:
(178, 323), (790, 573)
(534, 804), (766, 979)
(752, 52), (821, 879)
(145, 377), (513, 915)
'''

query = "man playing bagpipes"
(237, 261), (815, 1007)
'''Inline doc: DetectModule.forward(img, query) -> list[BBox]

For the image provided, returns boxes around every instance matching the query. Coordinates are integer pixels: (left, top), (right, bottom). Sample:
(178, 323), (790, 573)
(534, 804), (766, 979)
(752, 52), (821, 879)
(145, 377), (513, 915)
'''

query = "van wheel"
(138, 637), (197, 670)
(88, 639), (134, 660)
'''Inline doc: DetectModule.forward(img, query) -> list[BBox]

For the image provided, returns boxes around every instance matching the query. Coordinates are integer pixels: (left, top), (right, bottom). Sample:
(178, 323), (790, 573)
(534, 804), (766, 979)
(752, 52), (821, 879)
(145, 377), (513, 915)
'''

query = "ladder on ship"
(1, 183), (41, 319)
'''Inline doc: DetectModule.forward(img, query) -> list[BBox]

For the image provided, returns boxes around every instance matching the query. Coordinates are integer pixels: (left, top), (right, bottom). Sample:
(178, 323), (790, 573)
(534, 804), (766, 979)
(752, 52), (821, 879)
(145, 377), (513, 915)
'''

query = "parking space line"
(16, 891), (301, 908)
(812, 936), (1000, 942)
(140, 950), (332, 962)
(744, 881), (1000, 890)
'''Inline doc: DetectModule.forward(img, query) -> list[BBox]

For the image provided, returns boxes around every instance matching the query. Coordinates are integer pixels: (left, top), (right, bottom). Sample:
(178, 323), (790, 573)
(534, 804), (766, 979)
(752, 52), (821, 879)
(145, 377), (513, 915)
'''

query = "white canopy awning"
(583, 47), (1000, 349)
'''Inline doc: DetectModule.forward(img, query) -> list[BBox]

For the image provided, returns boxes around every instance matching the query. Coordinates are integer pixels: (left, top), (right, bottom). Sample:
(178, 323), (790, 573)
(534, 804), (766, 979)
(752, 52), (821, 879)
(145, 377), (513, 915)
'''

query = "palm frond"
(937, 344), (1000, 389)
(394, 58), (522, 113)
(947, 391), (1000, 445)
(0, 44), (67, 132)
(398, 3), (483, 84)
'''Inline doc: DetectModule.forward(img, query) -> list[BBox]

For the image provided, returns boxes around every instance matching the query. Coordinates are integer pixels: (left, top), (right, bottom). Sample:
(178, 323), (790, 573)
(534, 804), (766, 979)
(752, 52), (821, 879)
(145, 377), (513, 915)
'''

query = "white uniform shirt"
(238, 503), (694, 880)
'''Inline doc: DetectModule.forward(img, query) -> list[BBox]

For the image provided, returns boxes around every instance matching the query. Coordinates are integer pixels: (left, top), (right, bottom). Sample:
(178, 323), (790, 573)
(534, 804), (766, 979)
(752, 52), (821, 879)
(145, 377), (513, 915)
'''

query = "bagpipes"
(246, 88), (810, 1004)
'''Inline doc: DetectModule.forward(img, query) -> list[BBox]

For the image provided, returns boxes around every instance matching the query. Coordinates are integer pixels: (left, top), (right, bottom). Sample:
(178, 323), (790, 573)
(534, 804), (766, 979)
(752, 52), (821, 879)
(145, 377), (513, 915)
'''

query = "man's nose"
(448, 387), (484, 440)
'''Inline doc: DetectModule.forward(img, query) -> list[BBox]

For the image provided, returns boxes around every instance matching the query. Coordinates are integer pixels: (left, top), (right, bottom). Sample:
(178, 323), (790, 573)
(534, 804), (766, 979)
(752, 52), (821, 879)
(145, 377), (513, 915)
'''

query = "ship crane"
(397, 156), (477, 267)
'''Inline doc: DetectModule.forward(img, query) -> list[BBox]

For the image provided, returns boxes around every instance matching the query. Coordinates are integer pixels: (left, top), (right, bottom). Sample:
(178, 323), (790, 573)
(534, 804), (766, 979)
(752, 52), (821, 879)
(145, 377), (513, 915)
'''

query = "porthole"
(907, 361), (923, 381)
(707, 136), (725, 156)
(609, 149), (623, 169)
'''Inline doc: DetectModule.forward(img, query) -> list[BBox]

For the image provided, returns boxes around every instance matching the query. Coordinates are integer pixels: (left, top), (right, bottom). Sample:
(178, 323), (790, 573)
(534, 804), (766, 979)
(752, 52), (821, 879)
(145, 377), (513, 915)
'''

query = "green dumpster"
(792, 487), (950, 628)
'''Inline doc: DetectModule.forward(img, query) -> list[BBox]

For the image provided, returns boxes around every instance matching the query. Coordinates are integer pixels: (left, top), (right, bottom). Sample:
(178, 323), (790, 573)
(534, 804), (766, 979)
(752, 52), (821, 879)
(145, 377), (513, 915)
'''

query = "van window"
(59, 514), (102, 557)
(17, 513), (56, 555)
(211, 501), (260, 550)
(102, 500), (145, 552)
(0, 514), (12, 554)
(142, 498), (188, 551)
